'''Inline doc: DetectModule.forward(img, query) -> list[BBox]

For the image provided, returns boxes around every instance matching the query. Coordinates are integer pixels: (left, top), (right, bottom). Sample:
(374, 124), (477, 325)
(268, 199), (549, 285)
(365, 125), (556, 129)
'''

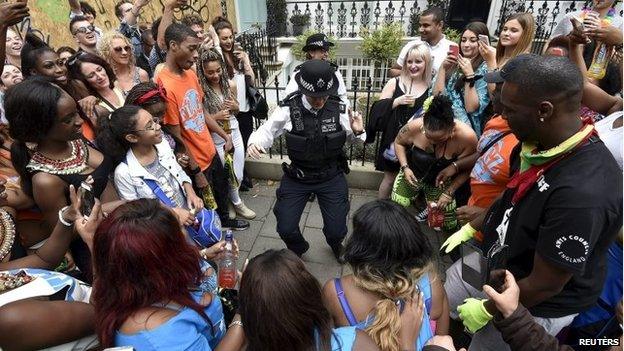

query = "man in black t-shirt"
(443, 54), (623, 351)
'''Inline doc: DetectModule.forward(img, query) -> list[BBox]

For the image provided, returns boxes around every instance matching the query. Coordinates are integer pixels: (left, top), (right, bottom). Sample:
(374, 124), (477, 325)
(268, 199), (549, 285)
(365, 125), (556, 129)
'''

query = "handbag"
(245, 74), (268, 119)
(142, 178), (222, 248)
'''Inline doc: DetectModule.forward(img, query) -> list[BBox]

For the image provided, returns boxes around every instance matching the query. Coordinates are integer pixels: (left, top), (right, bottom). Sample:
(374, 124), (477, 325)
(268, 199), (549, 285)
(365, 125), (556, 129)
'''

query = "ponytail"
(95, 105), (141, 163)
(352, 265), (430, 351)
(10, 141), (33, 196)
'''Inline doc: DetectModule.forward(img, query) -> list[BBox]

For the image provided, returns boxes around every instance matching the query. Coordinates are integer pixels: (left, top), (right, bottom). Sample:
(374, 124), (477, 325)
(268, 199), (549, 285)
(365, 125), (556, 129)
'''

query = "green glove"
(440, 223), (477, 253)
(457, 298), (493, 333)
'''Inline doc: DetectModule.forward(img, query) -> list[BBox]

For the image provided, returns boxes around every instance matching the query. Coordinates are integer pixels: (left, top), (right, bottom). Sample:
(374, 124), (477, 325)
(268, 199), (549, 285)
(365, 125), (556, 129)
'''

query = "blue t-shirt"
(114, 289), (226, 350)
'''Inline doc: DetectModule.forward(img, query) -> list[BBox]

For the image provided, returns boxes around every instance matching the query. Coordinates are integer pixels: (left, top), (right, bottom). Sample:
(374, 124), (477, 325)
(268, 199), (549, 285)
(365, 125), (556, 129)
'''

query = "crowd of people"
(0, 0), (621, 350)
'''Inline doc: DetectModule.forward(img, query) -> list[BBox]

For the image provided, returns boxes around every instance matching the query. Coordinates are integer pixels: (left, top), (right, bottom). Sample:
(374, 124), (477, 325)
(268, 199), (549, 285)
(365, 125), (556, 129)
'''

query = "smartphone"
(570, 17), (585, 32)
(478, 34), (490, 46)
(461, 242), (487, 291)
(78, 181), (95, 217)
(449, 44), (459, 56)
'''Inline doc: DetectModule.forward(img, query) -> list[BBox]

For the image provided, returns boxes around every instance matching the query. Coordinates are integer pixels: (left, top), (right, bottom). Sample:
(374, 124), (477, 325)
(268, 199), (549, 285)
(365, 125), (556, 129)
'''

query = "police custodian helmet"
(294, 59), (339, 98)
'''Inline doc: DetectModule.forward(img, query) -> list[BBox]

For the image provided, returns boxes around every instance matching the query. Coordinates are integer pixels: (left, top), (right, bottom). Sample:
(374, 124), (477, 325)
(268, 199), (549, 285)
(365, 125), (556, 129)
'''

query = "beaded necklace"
(27, 139), (89, 175)
(0, 209), (16, 262)
(580, 7), (616, 26)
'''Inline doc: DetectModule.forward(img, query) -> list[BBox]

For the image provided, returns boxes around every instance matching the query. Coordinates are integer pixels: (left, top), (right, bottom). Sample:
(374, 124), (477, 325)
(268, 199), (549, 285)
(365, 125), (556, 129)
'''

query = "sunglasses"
(113, 45), (132, 53)
(73, 25), (95, 35)
(66, 51), (87, 67)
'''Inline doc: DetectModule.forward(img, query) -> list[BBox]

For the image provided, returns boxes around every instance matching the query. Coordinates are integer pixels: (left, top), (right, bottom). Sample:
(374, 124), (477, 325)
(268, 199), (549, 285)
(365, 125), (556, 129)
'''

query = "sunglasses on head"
(66, 51), (87, 67)
(73, 25), (95, 35)
(113, 45), (132, 53)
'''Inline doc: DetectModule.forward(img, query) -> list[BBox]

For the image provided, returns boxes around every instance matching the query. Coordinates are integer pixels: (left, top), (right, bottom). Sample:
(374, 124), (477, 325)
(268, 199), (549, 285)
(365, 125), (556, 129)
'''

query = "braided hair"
(125, 82), (164, 108)
(196, 47), (231, 115)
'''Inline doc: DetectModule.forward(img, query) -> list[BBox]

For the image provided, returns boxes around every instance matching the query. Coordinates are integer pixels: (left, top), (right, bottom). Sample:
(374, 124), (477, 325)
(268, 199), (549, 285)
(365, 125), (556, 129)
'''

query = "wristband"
(58, 206), (73, 227)
(400, 164), (410, 172)
(188, 168), (202, 176)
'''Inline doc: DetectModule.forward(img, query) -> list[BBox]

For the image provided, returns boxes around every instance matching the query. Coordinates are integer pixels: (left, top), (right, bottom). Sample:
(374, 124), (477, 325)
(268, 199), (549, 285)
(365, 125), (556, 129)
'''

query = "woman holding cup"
(433, 22), (491, 137)
(368, 42), (432, 199)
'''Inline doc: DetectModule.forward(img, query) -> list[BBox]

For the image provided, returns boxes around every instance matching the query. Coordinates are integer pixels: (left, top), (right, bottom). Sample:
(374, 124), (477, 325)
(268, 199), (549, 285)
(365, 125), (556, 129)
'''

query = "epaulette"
(279, 91), (303, 107)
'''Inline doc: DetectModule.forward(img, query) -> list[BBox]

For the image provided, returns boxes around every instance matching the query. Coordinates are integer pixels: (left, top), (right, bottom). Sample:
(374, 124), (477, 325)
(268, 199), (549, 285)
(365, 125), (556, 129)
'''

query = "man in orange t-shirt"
(157, 22), (248, 230)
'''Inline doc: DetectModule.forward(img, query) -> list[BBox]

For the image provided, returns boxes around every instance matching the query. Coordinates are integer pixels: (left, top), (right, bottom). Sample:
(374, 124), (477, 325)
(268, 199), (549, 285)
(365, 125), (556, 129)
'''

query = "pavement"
(235, 179), (450, 284)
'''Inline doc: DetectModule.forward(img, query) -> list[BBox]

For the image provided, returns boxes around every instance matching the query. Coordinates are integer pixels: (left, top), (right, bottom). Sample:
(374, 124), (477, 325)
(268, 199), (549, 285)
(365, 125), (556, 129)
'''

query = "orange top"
(468, 116), (519, 240)
(81, 123), (96, 143)
(157, 67), (216, 171)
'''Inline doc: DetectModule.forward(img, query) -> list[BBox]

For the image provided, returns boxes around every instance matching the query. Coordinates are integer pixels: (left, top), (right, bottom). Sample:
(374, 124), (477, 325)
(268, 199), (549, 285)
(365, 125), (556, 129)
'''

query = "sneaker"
(235, 202), (256, 219)
(294, 241), (310, 257)
(415, 207), (428, 222)
(227, 202), (236, 220)
(222, 218), (250, 231)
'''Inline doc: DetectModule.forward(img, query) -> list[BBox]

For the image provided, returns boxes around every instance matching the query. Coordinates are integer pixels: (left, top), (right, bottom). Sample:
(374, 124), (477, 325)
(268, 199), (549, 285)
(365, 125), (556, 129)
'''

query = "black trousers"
(200, 156), (230, 222)
(273, 172), (350, 255)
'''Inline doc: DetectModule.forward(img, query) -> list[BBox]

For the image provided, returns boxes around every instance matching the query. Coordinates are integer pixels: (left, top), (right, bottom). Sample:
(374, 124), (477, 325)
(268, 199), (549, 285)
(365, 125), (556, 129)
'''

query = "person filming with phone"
(442, 54), (622, 351)
(433, 22), (491, 137)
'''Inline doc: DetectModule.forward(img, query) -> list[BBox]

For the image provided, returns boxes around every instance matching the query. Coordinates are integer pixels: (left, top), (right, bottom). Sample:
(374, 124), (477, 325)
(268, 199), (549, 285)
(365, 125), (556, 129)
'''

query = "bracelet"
(441, 192), (453, 200)
(228, 320), (243, 329)
(188, 167), (201, 176)
(452, 161), (459, 172)
(400, 164), (410, 171)
(58, 206), (73, 227)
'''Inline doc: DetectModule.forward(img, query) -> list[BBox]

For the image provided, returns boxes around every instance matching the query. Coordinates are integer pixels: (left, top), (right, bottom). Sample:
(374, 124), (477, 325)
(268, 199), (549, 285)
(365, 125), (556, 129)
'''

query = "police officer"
(247, 60), (365, 260)
(284, 33), (349, 107)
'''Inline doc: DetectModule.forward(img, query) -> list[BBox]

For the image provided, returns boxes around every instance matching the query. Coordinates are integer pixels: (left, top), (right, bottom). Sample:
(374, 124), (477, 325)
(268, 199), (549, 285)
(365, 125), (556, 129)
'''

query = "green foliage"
(359, 23), (405, 63)
(291, 30), (339, 61)
(444, 27), (461, 44)
(290, 14), (310, 26)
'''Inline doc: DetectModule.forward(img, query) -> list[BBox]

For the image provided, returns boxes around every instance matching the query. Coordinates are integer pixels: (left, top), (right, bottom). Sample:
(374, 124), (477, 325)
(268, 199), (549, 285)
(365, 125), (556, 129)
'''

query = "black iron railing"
(252, 73), (384, 166)
(496, 0), (623, 54)
(235, 25), (280, 85)
(271, 0), (450, 38)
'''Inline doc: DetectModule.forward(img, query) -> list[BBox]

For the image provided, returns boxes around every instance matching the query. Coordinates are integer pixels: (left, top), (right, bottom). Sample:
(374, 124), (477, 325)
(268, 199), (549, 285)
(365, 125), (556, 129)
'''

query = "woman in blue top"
(323, 200), (449, 351)
(433, 22), (491, 137)
(239, 249), (424, 351)
(76, 198), (245, 350)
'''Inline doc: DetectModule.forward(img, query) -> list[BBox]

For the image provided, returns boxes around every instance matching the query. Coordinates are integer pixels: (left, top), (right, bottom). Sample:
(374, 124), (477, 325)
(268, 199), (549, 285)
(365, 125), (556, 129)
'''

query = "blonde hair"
(352, 264), (431, 351)
(496, 13), (536, 66)
(97, 31), (136, 74)
(401, 42), (433, 86)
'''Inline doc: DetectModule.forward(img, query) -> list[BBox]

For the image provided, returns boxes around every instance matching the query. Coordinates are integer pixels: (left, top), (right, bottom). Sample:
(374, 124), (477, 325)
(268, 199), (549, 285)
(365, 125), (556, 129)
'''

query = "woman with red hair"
(80, 199), (244, 350)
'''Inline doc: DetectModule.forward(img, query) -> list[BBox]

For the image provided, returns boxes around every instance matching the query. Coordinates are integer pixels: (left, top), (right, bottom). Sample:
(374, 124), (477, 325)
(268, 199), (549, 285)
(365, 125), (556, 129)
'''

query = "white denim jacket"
(114, 139), (192, 202)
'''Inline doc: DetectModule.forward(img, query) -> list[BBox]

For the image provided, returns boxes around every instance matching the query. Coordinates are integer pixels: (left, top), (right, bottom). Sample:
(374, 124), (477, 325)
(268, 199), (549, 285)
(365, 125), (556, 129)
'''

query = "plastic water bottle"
(587, 42), (613, 80)
(218, 230), (237, 289)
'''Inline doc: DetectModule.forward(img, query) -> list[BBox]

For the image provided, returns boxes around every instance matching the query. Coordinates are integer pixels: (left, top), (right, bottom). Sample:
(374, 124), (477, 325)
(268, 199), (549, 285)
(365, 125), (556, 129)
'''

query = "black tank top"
(407, 141), (456, 185)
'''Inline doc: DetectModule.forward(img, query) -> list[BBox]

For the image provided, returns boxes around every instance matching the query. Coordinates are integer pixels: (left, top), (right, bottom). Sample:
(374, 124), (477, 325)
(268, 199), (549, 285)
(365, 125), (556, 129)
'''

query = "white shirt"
(396, 35), (454, 75)
(248, 95), (366, 150)
(595, 111), (623, 170)
(114, 139), (192, 201)
(284, 68), (349, 107)
(550, 10), (623, 39)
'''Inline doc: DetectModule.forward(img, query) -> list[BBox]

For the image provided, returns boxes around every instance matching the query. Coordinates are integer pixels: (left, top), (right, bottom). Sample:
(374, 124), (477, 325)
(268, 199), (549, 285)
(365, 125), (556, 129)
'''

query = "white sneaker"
(234, 202), (256, 219)
(228, 202), (236, 220)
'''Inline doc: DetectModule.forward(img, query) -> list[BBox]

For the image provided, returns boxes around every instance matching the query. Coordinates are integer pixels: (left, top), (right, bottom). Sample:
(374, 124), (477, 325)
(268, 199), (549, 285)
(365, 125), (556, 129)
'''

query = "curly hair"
(197, 47), (232, 114)
(125, 82), (164, 108)
(423, 94), (455, 131)
(95, 105), (142, 162)
(98, 31), (137, 75)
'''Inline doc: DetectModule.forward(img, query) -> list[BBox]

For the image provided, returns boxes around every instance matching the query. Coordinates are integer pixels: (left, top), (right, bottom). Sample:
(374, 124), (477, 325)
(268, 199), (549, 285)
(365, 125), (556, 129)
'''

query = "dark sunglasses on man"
(73, 25), (95, 35)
